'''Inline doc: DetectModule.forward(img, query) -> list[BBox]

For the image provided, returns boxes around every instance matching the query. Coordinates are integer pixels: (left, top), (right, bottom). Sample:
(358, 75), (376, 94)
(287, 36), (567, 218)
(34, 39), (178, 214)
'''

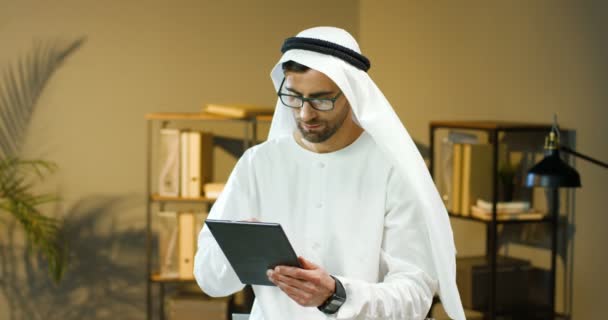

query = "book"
(460, 144), (493, 216)
(440, 131), (480, 208)
(470, 206), (544, 221)
(476, 199), (530, 213)
(450, 143), (463, 214)
(158, 129), (181, 197)
(202, 104), (274, 119)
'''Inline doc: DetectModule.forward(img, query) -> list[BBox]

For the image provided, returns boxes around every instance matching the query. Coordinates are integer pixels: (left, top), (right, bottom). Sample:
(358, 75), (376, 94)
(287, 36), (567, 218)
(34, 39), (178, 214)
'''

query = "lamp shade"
(526, 149), (581, 188)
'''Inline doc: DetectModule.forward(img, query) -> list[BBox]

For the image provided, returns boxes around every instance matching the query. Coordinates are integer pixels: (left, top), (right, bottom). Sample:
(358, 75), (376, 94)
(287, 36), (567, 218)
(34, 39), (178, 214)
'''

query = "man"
(194, 27), (465, 320)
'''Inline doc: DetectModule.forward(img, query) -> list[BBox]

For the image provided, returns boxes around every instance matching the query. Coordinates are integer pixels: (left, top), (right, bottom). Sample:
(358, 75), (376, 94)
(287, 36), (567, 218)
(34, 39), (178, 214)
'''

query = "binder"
(180, 131), (190, 197)
(158, 129), (180, 196)
(157, 211), (179, 277)
(178, 212), (196, 279)
(187, 131), (213, 197)
(177, 211), (208, 279)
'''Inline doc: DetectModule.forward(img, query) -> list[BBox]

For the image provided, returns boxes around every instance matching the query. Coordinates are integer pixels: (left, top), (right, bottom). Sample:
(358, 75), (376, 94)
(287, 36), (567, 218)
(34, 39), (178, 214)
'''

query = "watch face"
(322, 294), (345, 313)
(332, 295), (346, 304)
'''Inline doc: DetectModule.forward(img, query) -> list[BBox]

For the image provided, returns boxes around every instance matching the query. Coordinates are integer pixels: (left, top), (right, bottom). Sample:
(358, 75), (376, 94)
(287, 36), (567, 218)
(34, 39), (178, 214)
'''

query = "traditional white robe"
(194, 132), (438, 320)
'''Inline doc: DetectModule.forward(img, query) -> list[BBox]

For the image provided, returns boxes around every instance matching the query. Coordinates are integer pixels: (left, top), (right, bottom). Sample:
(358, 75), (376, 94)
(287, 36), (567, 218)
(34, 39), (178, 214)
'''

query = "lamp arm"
(560, 146), (608, 169)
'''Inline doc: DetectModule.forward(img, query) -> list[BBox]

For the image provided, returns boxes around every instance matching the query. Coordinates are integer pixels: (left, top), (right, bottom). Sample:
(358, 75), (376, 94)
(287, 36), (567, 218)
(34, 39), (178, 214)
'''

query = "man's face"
(281, 69), (350, 143)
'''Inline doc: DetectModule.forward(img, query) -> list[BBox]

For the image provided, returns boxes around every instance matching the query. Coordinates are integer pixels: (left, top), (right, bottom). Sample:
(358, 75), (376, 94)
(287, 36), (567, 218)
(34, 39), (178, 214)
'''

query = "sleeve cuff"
(332, 275), (366, 319)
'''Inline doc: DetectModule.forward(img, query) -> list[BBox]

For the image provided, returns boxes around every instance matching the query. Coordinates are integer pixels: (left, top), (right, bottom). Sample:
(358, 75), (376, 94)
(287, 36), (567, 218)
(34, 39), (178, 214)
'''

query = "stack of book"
(202, 103), (274, 119)
(158, 129), (214, 198)
(470, 200), (544, 221)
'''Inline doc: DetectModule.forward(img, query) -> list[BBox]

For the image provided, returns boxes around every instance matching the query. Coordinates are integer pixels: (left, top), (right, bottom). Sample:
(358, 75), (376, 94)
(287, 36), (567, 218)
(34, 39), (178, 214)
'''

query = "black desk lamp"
(524, 115), (607, 318)
(526, 116), (607, 188)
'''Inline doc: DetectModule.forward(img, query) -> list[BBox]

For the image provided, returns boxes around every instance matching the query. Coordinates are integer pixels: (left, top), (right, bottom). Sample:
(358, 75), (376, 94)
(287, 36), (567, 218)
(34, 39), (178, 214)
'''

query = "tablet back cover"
(205, 219), (300, 286)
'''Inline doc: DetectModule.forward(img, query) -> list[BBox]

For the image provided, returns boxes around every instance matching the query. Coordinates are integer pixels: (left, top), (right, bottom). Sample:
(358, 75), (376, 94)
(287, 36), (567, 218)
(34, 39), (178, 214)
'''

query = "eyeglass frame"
(277, 77), (343, 111)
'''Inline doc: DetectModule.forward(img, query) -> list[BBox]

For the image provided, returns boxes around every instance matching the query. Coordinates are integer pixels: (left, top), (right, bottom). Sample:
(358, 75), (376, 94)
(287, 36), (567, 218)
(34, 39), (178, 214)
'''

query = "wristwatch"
(317, 275), (347, 314)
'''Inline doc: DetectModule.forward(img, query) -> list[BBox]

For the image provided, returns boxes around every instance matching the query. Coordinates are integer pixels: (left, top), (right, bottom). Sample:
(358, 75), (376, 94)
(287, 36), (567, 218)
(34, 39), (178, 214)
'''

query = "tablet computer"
(205, 219), (301, 286)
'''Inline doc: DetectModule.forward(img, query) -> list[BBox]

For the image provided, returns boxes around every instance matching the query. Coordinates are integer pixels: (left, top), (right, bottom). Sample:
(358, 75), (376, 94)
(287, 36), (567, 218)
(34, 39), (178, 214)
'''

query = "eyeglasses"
(277, 78), (342, 111)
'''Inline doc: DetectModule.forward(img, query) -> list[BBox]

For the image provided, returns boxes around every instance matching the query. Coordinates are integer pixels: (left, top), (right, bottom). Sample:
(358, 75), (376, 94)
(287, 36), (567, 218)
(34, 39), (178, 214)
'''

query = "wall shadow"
(0, 194), (146, 320)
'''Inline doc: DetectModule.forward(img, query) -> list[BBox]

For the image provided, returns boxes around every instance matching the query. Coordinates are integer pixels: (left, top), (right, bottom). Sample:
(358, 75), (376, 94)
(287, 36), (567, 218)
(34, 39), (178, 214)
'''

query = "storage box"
(166, 294), (229, 320)
(456, 255), (532, 312)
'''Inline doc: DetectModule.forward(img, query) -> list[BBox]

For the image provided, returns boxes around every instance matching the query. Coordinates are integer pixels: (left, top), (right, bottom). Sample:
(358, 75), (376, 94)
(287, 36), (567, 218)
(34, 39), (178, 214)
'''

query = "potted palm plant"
(0, 38), (85, 282)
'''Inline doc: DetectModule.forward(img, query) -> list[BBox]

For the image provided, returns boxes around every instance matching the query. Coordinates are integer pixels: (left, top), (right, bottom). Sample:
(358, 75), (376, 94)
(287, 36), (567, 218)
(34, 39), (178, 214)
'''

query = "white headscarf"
(268, 26), (465, 320)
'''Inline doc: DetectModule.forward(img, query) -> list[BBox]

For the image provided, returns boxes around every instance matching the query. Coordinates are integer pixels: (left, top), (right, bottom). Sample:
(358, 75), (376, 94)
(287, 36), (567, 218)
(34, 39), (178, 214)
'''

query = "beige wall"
(360, 1), (608, 319)
(1, 0), (607, 319)
(0, 1), (358, 319)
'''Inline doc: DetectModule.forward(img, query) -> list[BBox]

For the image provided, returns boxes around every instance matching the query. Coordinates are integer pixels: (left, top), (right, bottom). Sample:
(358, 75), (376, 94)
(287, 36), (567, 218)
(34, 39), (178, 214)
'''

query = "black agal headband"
(281, 37), (371, 72)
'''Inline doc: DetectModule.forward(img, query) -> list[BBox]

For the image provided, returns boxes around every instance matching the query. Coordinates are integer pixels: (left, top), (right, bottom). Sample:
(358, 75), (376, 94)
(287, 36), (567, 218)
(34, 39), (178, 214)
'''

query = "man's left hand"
(267, 256), (336, 307)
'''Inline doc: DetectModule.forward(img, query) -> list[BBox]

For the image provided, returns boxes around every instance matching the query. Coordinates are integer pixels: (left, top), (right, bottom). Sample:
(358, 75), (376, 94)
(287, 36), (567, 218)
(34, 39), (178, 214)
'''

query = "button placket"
(309, 158), (327, 251)
(316, 161), (326, 210)
(306, 157), (328, 250)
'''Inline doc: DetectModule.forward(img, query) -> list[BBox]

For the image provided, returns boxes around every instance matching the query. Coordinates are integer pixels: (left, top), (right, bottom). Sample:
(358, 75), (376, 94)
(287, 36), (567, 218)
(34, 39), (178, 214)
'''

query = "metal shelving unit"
(429, 121), (574, 320)
(144, 112), (270, 320)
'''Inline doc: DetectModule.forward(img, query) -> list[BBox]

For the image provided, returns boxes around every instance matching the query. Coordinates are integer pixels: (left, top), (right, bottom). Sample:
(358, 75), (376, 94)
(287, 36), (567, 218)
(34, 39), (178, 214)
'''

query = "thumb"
(298, 256), (319, 270)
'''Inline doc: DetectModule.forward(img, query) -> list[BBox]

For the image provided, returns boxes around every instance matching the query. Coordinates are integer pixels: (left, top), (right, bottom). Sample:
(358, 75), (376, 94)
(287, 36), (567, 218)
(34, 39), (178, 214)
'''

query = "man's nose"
(299, 101), (317, 122)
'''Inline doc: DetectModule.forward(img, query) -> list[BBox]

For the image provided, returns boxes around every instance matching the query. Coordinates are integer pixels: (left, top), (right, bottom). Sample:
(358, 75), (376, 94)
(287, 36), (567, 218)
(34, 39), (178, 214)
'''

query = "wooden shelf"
(150, 194), (216, 203)
(145, 112), (244, 121)
(429, 120), (558, 131)
(256, 115), (273, 122)
(150, 273), (196, 283)
(145, 110), (261, 319)
(145, 112), (275, 122)
(448, 212), (551, 224)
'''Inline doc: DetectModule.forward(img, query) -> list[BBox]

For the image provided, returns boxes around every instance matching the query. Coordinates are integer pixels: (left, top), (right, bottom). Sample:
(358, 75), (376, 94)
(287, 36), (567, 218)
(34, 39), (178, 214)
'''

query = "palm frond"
(0, 158), (67, 282)
(0, 37), (85, 159)
(0, 38), (84, 282)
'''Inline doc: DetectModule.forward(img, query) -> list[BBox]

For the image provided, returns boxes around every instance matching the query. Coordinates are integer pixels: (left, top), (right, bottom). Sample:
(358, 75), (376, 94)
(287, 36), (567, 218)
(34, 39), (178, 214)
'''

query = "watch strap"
(317, 275), (347, 314)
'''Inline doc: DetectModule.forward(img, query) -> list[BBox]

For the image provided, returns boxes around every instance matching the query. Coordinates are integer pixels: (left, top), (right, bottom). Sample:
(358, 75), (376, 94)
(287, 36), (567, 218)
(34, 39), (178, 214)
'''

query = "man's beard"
(296, 107), (349, 143)
(297, 120), (336, 143)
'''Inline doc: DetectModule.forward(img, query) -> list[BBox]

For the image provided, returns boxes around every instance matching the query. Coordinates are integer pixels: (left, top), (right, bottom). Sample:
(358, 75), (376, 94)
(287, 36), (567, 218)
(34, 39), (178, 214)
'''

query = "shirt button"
(318, 162), (325, 168)
(315, 203), (323, 209)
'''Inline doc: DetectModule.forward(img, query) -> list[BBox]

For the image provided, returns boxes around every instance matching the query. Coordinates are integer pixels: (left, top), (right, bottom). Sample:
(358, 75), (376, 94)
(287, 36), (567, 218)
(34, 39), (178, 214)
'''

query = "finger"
(269, 269), (313, 290)
(267, 270), (278, 285)
(275, 279), (314, 305)
(298, 256), (319, 270)
(277, 266), (326, 288)
(274, 266), (312, 280)
(269, 268), (313, 291)
(272, 271), (316, 293)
